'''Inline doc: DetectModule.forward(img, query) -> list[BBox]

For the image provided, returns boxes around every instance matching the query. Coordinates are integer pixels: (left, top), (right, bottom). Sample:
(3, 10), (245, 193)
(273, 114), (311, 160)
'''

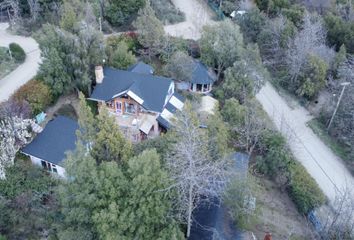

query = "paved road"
(164, 0), (215, 40)
(0, 23), (41, 102)
(256, 82), (354, 203)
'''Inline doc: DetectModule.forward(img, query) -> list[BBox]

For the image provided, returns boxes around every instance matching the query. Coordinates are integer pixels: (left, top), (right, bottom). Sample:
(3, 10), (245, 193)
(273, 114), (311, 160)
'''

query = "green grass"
(307, 118), (353, 173)
(0, 59), (19, 79)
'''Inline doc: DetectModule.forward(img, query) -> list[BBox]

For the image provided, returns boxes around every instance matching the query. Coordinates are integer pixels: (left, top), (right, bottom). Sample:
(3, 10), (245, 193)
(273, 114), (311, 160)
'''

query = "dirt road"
(164, 0), (215, 40)
(0, 23), (41, 102)
(256, 82), (354, 203)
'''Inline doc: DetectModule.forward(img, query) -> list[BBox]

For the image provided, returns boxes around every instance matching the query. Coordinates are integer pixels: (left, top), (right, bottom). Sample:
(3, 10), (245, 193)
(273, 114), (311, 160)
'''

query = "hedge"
(9, 43), (26, 63)
(287, 161), (326, 214)
(258, 130), (326, 214)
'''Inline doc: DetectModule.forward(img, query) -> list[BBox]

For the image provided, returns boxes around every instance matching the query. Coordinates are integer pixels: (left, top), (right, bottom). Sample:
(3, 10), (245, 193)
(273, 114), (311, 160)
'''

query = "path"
(164, 0), (215, 40)
(0, 23), (41, 102)
(256, 82), (354, 203)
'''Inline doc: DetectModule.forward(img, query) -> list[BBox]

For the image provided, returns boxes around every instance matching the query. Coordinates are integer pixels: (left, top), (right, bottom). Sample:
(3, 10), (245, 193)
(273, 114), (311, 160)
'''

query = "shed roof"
(127, 61), (154, 75)
(191, 61), (216, 85)
(22, 116), (78, 166)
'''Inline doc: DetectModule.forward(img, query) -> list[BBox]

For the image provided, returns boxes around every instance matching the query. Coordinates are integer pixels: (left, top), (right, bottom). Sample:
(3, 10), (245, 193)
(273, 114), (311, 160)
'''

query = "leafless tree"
(258, 15), (289, 71)
(320, 186), (354, 239)
(286, 12), (334, 89)
(166, 102), (230, 238)
(0, 0), (20, 26)
(232, 99), (268, 155)
(26, 0), (40, 22)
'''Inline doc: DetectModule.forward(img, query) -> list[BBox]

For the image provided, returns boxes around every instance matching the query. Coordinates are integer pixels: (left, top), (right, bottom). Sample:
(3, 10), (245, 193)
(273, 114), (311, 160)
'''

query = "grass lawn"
(0, 58), (20, 79)
(307, 118), (353, 174)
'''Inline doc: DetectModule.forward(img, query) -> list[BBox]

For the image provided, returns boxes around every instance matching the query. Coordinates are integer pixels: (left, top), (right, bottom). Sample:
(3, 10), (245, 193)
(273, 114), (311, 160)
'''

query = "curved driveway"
(0, 23), (41, 102)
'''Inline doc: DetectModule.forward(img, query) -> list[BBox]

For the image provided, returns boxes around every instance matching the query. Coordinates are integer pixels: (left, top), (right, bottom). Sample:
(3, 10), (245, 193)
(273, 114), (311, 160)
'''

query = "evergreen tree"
(57, 143), (98, 240)
(92, 107), (132, 164)
(133, 0), (165, 57)
(108, 41), (136, 70)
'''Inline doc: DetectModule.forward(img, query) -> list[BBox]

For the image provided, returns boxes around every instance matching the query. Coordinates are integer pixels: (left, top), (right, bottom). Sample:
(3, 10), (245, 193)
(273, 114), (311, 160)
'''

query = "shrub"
(108, 41), (136, 70)
(9, 43), (26, 63)
(12, 80), (52, 115)
(0, 47), (11, 64)
(257, 130), (326, 214)
(287, 161), (326, 214)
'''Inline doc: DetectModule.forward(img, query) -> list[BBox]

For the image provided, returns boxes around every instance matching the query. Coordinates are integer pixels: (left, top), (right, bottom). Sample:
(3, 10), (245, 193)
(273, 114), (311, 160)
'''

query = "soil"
(248, 175), (317, 240)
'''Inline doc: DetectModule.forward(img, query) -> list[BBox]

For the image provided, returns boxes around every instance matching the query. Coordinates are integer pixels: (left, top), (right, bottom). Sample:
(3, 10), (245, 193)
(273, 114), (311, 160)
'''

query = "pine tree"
(133, 0), (165, 57)
(92, 107), (132, 164)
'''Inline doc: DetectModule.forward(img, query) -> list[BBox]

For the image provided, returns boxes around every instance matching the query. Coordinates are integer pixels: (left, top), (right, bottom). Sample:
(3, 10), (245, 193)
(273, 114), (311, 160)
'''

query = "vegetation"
(9, 43), (26, 63)
(107, 41), (136, 69)
(0, 46), (19, 79)
(12, 80), (53, 115)
(0, 160), (58, 239)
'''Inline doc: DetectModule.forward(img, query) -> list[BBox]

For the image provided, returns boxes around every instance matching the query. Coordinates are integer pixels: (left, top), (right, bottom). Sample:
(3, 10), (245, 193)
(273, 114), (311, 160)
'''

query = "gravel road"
(0, 23), (41, 102)
(164, 0), (215, 40)
(256, 82), (354, 203)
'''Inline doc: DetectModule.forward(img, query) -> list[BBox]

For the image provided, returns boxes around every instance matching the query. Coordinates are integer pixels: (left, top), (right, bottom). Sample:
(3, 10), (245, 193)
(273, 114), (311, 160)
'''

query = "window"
(41, 160), (57, 174)
(41, 160), (47, 169)
(52, 164), (58, 173)
(203, 84), (209, 92)
(106, 101), (114, 108)
(125, 102), (136, 114)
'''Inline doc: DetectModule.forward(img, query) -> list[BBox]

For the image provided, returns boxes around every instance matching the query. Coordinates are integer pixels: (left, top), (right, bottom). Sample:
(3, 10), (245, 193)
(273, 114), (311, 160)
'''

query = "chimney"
(95, 66), (104, 84)
(264, 232), (272, 240)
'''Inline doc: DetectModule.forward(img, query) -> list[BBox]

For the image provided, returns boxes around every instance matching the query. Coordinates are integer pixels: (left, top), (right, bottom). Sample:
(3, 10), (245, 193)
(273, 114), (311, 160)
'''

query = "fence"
(205, 0), (225, 20)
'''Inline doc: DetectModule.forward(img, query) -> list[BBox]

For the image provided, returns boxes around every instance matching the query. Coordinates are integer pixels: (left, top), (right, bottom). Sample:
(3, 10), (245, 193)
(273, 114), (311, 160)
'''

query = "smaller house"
(127, 61), (154, 75)
(21, 116), (78, 177)
(189, 61), (216, 94)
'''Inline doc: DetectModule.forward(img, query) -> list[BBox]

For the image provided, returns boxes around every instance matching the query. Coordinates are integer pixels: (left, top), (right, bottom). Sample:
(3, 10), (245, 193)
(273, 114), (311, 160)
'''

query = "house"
(176, 60), (216, 94)
(21, 116), (79, 177)
(189, 61), (216, 93)
(88, 64), (185, 142)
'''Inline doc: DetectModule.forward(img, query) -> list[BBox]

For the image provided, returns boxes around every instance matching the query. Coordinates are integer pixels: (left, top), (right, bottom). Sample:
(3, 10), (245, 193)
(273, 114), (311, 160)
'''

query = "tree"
(133, 1), (165, 57)
(296, 54), (328, 99)
(216, 44), (266, 103)
(221, 98), (268, 154)
(257, 15), (296, 71)
(0, 160), (58, 239)
(91, 107), (132, 164)
(104, 0), (145, 26)
(166, 102), (229, 238)
(0, 115), (33, 179)
(235, 8), (267, 43)
(108, 41), (136, 70)
(200, 20), (244, 80)
(206, 107), (231, 161)
(9, 43), (26, 63)
(285, 13), (333, 90)
(36, 23), (104, 96)
(57, 143), (98, 240)
(93, 149), (184, 239)
(12, 79), (52, 115)
(164, 51), (195, 81)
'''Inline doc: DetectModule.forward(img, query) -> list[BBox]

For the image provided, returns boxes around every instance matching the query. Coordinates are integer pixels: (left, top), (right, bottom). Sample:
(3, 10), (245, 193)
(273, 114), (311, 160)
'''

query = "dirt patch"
(43, 93), (80, 126)
(250, 175), (317, 239)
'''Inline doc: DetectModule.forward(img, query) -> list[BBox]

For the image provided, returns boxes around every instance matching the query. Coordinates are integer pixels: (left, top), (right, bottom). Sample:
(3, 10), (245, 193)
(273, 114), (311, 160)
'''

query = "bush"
(257, 130), (326, 214)
(108, 41), (136, 70)
(9, 43), (26, 63)
(12, 80), (52, 115)
(287, 161), (326, 214)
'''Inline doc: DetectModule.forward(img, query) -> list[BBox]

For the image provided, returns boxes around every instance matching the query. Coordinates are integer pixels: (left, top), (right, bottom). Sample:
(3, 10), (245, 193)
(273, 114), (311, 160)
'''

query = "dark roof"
(127, 61), (154, 75)
(157, 115), (170, 129)
(172, 92), (186, 103)
(22, 116), (78, 166)
(90, 67), (173, 113)
(189, 198), (241, 240)
(191, 61), (216, 85)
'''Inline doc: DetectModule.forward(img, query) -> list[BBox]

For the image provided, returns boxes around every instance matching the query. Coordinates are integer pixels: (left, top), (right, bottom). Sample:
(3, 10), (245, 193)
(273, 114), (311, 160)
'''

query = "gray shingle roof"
(90, 67), (173, 113)
(127, 61), (154, 75)
(22, 116), (78, 166)
(191, 61), (216, 84)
